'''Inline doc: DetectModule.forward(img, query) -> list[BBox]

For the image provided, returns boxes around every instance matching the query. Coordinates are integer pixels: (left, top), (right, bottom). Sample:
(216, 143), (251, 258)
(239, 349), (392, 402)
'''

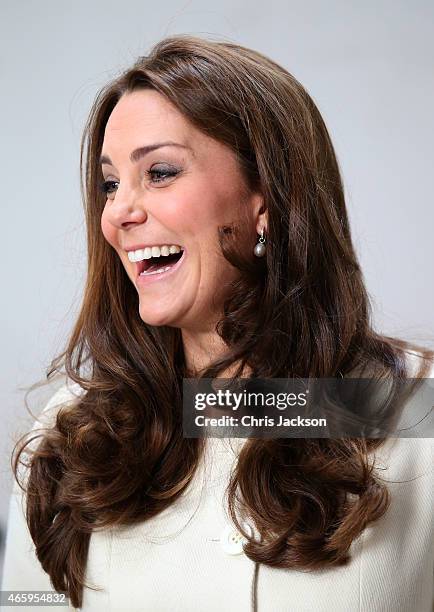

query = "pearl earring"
(253, 228), (266, 257)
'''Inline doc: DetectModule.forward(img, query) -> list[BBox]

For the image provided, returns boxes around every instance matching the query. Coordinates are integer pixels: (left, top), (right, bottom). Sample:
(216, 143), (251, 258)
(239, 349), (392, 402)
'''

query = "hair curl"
(12, 34), (434, 609)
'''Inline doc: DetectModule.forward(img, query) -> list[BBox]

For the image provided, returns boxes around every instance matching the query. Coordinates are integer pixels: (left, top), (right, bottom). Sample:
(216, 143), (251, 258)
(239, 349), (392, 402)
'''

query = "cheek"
(100, 209), (117, 248)
(168, 181), (229, 231)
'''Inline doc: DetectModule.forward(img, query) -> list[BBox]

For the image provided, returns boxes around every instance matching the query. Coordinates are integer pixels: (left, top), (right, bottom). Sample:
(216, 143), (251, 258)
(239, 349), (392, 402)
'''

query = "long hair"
(12, 34), (433, 608)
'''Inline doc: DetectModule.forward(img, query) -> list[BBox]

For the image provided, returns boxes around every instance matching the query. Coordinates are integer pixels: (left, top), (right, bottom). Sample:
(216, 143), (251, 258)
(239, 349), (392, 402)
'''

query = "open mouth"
(136, 250), (184, 277)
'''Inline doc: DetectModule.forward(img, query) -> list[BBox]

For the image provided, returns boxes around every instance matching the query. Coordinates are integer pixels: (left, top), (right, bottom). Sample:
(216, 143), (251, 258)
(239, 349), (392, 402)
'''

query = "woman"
(2, 34), (433, 611)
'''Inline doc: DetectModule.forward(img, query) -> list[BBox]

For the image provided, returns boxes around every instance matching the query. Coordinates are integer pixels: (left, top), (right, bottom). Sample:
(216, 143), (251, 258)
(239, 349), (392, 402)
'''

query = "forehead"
(101, 88), (243, 178)
(103, 89), (192, 146)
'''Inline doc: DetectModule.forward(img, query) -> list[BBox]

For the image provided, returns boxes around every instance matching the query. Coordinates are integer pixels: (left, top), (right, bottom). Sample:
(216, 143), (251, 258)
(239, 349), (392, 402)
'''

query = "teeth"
(139, 266), (172, 276)
(127, 244), (182, 262)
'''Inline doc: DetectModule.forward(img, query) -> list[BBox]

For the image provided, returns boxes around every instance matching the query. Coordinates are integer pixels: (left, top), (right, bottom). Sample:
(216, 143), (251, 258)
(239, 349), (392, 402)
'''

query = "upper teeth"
(127, 245), (183, 262)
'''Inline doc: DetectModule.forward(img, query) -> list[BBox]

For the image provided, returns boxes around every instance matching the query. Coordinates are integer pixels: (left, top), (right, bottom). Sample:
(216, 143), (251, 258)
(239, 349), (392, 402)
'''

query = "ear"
(251, 192), (268, 235)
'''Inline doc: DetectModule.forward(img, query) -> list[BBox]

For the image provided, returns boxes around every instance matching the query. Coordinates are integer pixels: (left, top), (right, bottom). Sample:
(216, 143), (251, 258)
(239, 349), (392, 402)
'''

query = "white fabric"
(2, 353), (433, 611)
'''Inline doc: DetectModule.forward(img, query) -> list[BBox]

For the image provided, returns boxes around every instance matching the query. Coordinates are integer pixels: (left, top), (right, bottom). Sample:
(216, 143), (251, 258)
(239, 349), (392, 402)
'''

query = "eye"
(99, 180), (118, 199)
(146, 166), (179, 183)
(98, 166), (179, 199)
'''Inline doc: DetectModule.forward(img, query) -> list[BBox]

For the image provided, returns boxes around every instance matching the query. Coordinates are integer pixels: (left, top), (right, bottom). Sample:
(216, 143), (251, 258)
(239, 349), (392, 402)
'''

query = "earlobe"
(256, 206), (268, 236)
(252, 193), (268, 234)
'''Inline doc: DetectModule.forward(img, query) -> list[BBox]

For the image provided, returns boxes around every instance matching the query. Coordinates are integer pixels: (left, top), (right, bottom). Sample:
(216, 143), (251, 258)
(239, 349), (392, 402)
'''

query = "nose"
(105, 189), (148, 229)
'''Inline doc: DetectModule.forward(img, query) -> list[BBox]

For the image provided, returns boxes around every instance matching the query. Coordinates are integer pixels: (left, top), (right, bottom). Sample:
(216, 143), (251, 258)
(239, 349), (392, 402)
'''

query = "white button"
(220, 522), (253, 555)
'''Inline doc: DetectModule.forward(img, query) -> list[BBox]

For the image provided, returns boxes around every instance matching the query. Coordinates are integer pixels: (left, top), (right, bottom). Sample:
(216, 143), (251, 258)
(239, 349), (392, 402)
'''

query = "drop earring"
(253, 227), (266, 257)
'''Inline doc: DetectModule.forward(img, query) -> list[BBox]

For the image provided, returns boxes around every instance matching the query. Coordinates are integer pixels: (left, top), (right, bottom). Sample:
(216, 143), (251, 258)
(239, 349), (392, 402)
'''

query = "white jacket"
(2, 354), (433, 611)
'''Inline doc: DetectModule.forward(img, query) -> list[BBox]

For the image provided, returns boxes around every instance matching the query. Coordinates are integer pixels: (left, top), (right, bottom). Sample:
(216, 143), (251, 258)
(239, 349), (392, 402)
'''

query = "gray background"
(1, 0), (433, 580)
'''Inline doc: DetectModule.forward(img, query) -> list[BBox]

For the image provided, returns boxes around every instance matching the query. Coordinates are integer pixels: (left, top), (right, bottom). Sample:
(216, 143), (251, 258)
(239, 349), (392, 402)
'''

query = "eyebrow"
(99, 141), (192, 166)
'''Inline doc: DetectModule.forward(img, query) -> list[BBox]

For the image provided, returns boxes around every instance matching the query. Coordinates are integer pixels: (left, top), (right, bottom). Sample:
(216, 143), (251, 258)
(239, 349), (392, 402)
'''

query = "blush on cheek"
(100, 213), (117, 248)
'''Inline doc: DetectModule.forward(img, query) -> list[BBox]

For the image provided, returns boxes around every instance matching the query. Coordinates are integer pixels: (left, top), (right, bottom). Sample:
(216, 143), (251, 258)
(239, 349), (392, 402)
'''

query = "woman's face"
(100, 89), (263, 331)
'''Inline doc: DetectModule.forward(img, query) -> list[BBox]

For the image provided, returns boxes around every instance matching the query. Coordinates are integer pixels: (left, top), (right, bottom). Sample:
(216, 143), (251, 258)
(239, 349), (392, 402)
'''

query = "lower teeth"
(139, 265), (173, 276)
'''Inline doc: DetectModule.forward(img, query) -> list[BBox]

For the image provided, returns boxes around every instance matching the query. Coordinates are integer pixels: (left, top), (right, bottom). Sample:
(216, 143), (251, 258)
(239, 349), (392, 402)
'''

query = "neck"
(181, 326), (226, 375)
(181, 327), (252, 378)
(181, 329), (251, 378)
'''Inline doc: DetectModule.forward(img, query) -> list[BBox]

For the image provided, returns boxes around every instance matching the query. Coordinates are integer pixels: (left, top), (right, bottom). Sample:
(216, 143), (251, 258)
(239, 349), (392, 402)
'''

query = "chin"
(139, 311), (173, 327)
(137, 304), (181, 328)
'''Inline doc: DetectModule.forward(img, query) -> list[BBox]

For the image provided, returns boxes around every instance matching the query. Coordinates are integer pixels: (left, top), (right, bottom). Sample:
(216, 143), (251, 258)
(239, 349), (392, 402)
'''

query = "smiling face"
(100, 89), (264, 332)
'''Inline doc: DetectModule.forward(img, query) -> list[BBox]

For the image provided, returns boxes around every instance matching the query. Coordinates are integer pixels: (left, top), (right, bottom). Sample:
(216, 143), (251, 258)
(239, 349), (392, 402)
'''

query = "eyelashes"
(99, 167), (180, 197)
(99, 180), (118, 196)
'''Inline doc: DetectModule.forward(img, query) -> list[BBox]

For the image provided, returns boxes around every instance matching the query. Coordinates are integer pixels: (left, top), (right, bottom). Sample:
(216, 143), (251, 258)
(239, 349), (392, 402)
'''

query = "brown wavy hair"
(12, 34), (434, 609)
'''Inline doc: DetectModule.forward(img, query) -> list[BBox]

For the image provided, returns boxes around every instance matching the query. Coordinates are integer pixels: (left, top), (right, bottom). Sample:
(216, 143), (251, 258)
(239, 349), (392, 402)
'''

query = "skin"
(100, 89), (267, 374)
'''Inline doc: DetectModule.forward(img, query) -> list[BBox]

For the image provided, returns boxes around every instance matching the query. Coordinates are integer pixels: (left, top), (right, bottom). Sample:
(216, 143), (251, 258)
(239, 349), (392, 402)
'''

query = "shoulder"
(1, 381), (85, 597)
(370, 348), (434, 480)
(360, 348), (433, 486)
(34, 378), (85, 430)
(402, 347), (434, 377)
(20, 379), (86, 464)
